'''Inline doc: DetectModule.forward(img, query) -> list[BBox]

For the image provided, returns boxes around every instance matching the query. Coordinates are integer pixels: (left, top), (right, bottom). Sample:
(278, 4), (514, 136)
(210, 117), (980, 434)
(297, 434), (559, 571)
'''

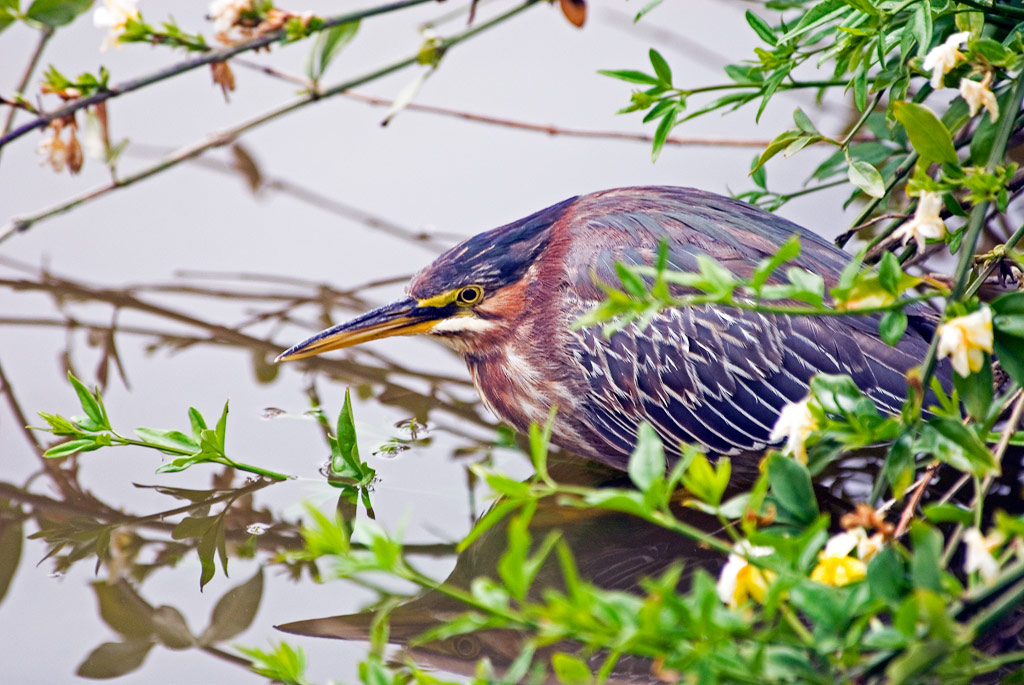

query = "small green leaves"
(34, 375), (290, 480)
(991, 290), (1024, 387)
(648, 49), (672, 85)
(67, 371), (111, 432)
(766, 453), (818, 526)
(306, 21), (359, 83)
(847, 157), (885, 198)
(628, 422), (665, 494)
(893, 102), (958, 165)
(326, 389), (376, 515)
(745, 10), (777, 47)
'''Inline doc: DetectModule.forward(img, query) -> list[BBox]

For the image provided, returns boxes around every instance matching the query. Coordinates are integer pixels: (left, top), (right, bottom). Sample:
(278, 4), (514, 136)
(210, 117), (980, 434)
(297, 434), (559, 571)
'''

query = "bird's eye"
(455, 285), (484, 306)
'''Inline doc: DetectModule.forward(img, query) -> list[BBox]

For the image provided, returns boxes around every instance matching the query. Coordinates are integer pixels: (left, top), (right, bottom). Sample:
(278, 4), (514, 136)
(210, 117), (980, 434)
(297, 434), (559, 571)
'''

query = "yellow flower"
(92, 0), (139, 52)
(892, 191), (947, 254)
(937, 307), (993, 377)
(810, 531), (867, 586)
(769, 397), (817, 464)
(960, 76), (999, 123)
(717, 541), (774, 608)
(964, 527), (1004, 584)
(922, 31), (970, 89)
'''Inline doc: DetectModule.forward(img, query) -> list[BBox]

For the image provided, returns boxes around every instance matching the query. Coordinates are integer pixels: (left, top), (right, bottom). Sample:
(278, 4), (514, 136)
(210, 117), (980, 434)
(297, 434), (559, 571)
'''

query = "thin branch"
(0, 0), (438, 150)
(123, 142), (458, 251)
(0, 26), (53, 164)
(0, 355), (46, 457)
(228, 53), (774, 149)
(339, 90), (775, 147)
(1, 0), (540, 244)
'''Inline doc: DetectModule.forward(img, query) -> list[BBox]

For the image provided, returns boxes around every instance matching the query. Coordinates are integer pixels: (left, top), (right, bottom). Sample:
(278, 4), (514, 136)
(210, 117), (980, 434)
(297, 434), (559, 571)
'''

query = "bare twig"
(0, 356), (46, 457)
(1, 0), (540, 244)
(0, 0), (438, 151)
(339, 90), (775, 147)
(0, 26), (53, 164)
(893, 461), (941, 538)
(228, 58), (774, 149)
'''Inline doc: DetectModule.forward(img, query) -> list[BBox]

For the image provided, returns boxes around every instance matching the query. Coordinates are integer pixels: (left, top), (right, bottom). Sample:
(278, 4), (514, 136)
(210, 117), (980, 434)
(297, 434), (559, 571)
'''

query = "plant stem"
(0, 0), (540, 244)
(964, 218), (1024, 299)
(0, 0), (438, 151)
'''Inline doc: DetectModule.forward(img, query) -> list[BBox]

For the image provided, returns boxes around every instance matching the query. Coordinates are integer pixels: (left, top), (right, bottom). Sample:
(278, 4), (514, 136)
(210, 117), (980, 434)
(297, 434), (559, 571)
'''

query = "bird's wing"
(558, 187), (934, 458)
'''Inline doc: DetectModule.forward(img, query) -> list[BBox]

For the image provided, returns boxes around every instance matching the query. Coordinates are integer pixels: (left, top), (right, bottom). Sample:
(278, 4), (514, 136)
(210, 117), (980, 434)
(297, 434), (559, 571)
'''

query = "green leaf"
(954, 355), (992, 422)
(847, 158), (885, 198)
(25, 0), (90, 27)
(867, 547), (907, 603)
(597, 69), (660, 85)
(628, 423), (665, 494)
(67, 372), (109, 431)
(910, 1), (933, 58)
(877, 252), (901, 295)
(552, 652), (593, 685)
(750, 236), (801, 293)
(651, 108), (675, 162)
(199, 569), (264, 645)
(745, 10), (777, 46)
(909, 523), (942, 592)
(922, 503), (974, 525)
(134, 427), (198, 454)
(214, 400), (229, 452)
(792, 108), (819, 136)
(893, 102), (958, 165)
(879, 310), (908, 346)
(918, 418), (998, 476)
(187, 407), (207, 443)
(648, 48), (672, 84)
(43, 437), (100, 458)
(767, 453), (818, 525)
(306, 20), (359, 82)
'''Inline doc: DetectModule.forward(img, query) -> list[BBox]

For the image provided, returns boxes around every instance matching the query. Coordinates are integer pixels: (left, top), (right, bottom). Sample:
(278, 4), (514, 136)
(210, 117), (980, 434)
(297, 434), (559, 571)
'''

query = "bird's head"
(275, 197), (575, 363)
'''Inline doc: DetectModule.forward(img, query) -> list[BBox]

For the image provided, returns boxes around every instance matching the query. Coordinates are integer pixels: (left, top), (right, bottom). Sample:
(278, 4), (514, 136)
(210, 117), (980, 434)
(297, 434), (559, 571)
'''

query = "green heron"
(277, 186), (941, 470)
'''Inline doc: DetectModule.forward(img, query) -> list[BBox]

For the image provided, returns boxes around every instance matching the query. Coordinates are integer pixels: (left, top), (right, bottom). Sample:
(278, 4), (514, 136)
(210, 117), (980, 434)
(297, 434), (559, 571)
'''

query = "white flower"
(208, 0), (252, 34)
(923, 31), (970, 89)
(93, 0), (139, 52)
(964, 527), (1004, 584)
(716, 541), (774, 608)
(856, 530), (886, 562)
(769, 397), (817, 464)
(937, 307), (993, 377)
(810, 531), (867, 586)
(960, 77), (999, 123)
(892, 191), (947, 254)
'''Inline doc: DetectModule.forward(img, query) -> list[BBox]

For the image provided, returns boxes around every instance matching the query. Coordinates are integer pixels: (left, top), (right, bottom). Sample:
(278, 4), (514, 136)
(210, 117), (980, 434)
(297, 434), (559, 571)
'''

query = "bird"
(276, 186), (943, 471)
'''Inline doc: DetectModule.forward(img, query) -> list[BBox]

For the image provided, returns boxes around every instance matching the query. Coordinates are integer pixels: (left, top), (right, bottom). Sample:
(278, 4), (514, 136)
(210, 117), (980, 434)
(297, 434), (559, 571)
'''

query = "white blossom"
(937, 307), (993, 377)
(769, 397), (817, 464)
(93, 0), (139, 52)
(892, 191), (947, 254)
(208, 0), (252, 34)
(960, 77), (999, 123)
(716, 541), (774, 608)
(922, 31), (970, 89)
(964, 527), (1004, 584)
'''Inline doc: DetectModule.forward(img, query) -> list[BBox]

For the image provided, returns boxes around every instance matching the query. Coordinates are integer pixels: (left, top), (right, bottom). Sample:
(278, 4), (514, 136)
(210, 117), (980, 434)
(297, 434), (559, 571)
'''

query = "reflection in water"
(277, 460), (735, 682)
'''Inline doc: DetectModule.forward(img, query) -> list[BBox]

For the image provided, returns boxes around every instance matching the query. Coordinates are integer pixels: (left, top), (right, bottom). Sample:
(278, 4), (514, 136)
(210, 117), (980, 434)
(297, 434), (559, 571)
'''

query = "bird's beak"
(275, 296), (445, 362)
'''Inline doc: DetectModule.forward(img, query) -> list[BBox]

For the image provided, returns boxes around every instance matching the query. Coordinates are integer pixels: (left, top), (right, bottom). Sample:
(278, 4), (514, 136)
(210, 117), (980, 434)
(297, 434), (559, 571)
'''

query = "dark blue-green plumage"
(410, 186), (946, 470)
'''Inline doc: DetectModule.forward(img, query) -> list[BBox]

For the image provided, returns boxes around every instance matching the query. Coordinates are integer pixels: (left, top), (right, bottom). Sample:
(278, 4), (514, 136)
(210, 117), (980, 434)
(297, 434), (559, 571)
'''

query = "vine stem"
(0, 0), (540, 244)
(0, 0), (437, 151)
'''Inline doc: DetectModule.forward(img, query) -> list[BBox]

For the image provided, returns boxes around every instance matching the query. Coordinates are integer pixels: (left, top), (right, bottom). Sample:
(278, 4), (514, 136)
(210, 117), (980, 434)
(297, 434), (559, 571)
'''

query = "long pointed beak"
(275, 297), (443, 362)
